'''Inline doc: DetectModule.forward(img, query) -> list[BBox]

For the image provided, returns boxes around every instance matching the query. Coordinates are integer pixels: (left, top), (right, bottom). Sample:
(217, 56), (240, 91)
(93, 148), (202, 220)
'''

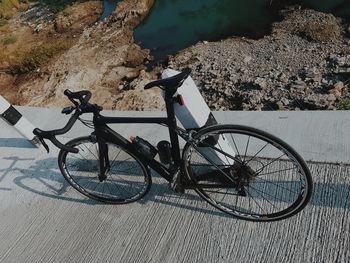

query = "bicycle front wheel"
(183, 125), (312, 222)
(58, 136), (151, 204)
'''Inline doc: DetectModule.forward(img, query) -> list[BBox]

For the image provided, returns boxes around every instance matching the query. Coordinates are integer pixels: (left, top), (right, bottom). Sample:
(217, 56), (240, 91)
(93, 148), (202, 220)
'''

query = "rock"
(327, 94), (337, 102)
(333, 81), (344, 91)
(291, 80), (307, 89)
(34, 23), (43, 32)
(281, 98), (290, 105)
(330, 89), (342, 98)
(54, 1), (102, 33)
(304, 67), (320, 79)
(125, 44), (149, 67)
(319, 60), (327, 67)
(276, 101), (284, 110)
(243, 55), (252, 64)
(283, 43), (290, 50)
(329, 81), (344, 98)
(336, 57), (346, 66)
(321, 78), (328, 84)
(254, 77), (268, 90)
(278, 72), (288, 83)
(209, 69), (218, 77)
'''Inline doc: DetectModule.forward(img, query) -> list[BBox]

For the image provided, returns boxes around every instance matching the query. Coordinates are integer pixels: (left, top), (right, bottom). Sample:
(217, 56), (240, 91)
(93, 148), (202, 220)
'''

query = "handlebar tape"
(64, 90), (92, 104)
(50, 136), (79, 153)
(33, 112), (80, 153)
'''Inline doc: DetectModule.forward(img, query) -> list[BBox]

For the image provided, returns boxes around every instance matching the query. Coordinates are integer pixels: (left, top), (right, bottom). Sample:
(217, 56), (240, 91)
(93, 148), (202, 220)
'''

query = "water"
(133, 0), (350, 61)
(100, 0), (119, 20)
(134, 0), (276, 61)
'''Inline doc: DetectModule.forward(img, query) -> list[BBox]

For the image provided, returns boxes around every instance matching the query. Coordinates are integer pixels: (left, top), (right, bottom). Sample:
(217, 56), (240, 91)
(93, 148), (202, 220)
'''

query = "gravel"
(165, 7), (350, 111)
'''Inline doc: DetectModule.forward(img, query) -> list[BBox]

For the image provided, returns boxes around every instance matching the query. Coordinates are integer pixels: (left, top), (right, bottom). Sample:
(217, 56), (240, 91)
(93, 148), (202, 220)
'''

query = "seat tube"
(165, 96), (181, 167)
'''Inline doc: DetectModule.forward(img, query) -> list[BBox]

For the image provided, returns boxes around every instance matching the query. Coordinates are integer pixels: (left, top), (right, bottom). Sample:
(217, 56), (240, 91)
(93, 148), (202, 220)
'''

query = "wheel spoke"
(257, 166), (297, 177)
(82, 143), (99, 160)
(199, 140), (237, 163)
(245, 190), (267, 214)
(244, 142), (269, 165)
(203, 189), (240, 197)
(191, 143), (236, 184)
(243, 136), (250, 162)
(229, 132), (242, 161)
(247, 186), (279, 210)
(255, 153), (286, 174)
(109, 148), (123, 169)
(252, 177), (299, 195)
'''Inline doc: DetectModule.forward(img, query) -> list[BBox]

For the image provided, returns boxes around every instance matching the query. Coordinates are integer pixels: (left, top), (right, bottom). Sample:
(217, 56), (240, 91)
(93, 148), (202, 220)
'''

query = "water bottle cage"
(131, 136), (158, 159)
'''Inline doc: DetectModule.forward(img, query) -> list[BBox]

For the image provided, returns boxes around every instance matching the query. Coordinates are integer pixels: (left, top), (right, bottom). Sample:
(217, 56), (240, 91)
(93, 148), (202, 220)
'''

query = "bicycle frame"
(92, 96), (187, 184)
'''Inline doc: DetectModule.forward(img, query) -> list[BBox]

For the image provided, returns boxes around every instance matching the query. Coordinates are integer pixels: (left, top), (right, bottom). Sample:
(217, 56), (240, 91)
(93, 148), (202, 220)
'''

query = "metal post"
(162, 68), (236, 165)
(0, 95), (39, 147)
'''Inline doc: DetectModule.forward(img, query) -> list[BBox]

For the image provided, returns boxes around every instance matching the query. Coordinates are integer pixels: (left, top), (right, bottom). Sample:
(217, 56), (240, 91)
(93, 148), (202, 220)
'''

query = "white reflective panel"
(0, 96), (11, 114)
(162, 68), (211, 129)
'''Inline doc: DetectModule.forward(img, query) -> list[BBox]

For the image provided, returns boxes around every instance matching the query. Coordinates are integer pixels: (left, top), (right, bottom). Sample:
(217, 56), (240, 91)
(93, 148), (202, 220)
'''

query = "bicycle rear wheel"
(58, 136), (151, 204)
(182, 125), (312, 222)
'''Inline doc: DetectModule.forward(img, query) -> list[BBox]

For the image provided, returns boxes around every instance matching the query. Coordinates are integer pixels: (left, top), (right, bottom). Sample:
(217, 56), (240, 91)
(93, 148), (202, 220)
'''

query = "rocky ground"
(2, 0), (164, 111)
(0, 0), (103, 103)
(166, 7), (350, 111)
(1, 3), (350, 111)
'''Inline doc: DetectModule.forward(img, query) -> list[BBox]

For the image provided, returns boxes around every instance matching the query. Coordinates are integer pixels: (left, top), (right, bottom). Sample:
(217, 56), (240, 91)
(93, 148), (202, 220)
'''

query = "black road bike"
(34, 68), (312, 222)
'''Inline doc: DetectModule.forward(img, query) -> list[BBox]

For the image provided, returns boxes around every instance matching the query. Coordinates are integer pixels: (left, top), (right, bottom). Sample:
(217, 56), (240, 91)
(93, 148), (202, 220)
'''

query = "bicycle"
(33, 68), (312, 222)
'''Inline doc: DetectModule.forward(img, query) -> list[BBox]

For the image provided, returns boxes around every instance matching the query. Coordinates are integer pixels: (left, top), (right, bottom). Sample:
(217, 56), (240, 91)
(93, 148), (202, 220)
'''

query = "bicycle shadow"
(0, 138), (37, 148)
(0, 156), (96, 204)
(0, 156), (233, 217)
(1, 156), (349, 216)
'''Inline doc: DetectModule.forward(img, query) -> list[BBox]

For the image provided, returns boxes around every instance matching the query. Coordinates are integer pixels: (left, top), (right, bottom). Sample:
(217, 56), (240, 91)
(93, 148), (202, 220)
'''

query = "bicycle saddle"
(144, 68), (191, 91)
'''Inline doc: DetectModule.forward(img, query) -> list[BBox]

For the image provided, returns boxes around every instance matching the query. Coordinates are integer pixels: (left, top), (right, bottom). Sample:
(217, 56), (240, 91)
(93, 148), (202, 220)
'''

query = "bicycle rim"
(58, 137), (151, 204)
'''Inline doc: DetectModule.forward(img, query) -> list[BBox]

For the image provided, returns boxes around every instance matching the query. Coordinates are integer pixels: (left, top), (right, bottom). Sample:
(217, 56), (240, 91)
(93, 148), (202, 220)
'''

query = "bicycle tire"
(58, 136), (151, 204)
(182, 124), (312, 222)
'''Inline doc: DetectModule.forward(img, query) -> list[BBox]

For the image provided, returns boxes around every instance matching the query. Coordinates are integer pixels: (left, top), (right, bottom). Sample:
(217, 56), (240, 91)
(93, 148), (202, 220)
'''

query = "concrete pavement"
(0, 107), (349, 262)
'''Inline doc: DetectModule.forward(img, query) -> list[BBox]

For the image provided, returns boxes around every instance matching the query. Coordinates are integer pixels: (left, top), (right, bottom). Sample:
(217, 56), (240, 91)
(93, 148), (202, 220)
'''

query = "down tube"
(95, 125), (173, 182)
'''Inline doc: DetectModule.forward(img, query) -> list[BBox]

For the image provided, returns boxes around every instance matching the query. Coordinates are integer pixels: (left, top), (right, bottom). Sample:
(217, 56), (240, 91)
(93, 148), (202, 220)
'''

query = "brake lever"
(62, 106), (75, 115)
(38, 137), (50, 153)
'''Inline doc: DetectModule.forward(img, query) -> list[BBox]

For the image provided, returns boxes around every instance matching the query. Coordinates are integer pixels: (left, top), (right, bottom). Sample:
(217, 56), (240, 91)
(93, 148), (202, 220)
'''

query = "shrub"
(337, 99), (350, 110)
(0, 18), (8, 26)
(14, 43), (67, 73)
(302, 21), (341, 42)
(273, 9), (342, 43)
(0, 0), (20, 19)
(61, 7), (72, 17)
(3, 34), (16, 45)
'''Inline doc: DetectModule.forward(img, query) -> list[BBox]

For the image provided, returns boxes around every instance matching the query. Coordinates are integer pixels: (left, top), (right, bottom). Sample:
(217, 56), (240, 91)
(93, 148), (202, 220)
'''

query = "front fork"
(97, 137), (110, 182)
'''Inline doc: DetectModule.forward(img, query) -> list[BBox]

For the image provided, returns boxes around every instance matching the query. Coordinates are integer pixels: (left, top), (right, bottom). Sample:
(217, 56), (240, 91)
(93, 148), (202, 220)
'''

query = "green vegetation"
(3, 34), (16, 44)
(302, 21), (341, 42)
(0, 0), (20, 19)
(0, 18), (7, 26)
(337, 99), (350, 110)
(61, 7), (71, 17)
(14, 42), (67, 73)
